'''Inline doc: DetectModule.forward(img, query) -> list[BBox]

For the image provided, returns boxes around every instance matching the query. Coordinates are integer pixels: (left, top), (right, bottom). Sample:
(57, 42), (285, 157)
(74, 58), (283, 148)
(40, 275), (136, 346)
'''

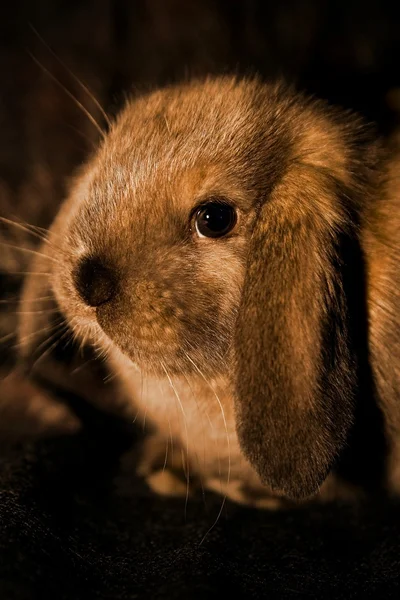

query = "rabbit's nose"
(73, 256), (117, 307)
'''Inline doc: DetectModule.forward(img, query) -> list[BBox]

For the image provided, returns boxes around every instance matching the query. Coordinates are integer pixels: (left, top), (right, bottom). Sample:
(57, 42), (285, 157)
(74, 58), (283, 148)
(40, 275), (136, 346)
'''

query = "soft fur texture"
(13, 77), (399, 505)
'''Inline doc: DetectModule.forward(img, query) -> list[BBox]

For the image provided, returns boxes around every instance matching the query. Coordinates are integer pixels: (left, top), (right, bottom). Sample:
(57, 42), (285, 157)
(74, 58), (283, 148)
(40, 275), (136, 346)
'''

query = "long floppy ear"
(235, 164), (359, 500)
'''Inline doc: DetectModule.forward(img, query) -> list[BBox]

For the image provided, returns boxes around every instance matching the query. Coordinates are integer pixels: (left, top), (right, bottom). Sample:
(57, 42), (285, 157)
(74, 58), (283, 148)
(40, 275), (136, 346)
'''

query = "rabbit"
(14, 76), (400, 507)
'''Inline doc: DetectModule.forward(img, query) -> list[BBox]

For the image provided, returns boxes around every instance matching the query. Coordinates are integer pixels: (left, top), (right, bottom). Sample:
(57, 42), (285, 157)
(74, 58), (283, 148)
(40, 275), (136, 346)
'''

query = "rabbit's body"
(17, 77), (400, 505)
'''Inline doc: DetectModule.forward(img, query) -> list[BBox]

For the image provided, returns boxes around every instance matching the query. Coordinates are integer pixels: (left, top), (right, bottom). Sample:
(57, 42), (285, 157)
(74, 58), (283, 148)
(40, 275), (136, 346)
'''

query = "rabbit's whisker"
(29, 23), (111, 129)
(0, 242), (58, 264)
(161, 361), (191, 519)
(27, 51), (105, 139)
(184, 353), (231, 545)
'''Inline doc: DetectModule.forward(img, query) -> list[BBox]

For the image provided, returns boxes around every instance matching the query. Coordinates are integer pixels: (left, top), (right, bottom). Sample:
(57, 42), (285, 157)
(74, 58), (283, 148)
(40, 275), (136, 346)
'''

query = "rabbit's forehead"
(74, 83), (263, 243)
(86, 146), (255, 223)
(99, 83), (262, 184)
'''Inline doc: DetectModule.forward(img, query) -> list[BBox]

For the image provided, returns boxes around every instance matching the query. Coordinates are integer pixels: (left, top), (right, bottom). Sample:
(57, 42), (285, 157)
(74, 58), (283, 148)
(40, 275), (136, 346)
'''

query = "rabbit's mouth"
(95, 312), (229, 379)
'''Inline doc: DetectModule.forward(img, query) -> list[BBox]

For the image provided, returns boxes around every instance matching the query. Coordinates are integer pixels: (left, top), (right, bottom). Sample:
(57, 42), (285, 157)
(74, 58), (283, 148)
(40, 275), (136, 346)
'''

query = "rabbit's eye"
(194, 201), (237, 239)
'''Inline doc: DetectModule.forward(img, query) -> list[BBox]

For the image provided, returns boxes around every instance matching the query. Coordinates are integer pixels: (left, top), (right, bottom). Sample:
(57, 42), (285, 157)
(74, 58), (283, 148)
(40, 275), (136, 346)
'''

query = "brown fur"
(16, 77), (400, 505)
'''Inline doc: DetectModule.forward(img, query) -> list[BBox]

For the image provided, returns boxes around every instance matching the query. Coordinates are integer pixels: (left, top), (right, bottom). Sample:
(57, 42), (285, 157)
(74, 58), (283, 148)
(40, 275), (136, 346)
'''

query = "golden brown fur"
(16, 76), (400, 505)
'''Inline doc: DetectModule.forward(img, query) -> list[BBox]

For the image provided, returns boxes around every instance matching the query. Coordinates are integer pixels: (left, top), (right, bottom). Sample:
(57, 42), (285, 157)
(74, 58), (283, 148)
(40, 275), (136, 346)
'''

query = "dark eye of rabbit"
(194, 201), (237, 238)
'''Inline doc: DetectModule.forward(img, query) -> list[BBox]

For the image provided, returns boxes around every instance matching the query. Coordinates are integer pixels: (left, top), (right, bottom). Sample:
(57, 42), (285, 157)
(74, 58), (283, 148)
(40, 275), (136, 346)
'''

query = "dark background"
(4, 0), (400, 122)
(1, 1), (400, 598)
